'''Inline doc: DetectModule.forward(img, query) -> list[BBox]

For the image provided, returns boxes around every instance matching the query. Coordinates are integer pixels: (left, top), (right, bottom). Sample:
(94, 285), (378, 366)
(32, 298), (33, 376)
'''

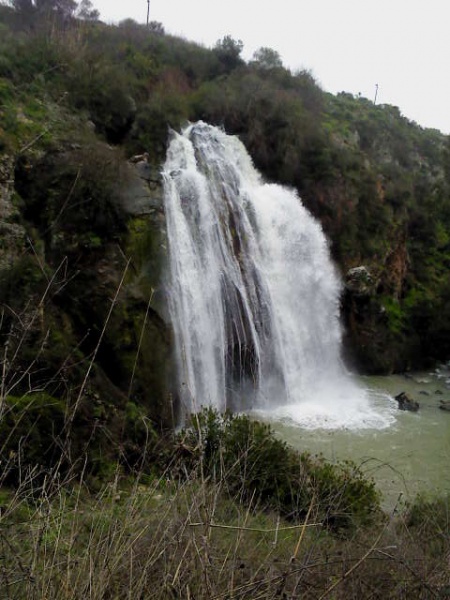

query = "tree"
(148, 20), (164, 34)
(35, 0), (77, 18)
(251, 46), (283, 70)
(10, 0), (34, 13)
(76, 0), (98, 20)
(444, 135), (450, 186)
(11, 0), (78, 18)
(213, 35), (244, 72)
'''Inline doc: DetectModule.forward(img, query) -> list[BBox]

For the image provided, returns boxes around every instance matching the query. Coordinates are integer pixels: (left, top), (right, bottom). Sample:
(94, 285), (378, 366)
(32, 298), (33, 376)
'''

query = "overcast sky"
(92, 0), (449, 135)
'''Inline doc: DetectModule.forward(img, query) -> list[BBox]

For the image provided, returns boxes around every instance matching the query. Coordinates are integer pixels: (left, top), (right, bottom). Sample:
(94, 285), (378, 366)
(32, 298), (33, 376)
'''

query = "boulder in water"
(395, 392), (419, 412)
(439, 400), (450, 412)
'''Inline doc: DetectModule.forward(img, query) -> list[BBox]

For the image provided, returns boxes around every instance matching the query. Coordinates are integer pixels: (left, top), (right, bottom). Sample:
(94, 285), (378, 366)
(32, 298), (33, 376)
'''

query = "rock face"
(395, 392), (419, 412)
(381, 235), (409, 300)
(342, 265), (399, 374)
(119, 156), (164, 215)
(1, 141), (173, 433)
(0, 155), (27, 271)
(341, 253), (413, 375)
(345, 266), (373, 296)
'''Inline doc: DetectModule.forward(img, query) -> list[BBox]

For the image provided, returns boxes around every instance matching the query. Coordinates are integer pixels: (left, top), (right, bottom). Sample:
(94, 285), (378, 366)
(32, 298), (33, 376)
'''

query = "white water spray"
(163, 122), (394, 429)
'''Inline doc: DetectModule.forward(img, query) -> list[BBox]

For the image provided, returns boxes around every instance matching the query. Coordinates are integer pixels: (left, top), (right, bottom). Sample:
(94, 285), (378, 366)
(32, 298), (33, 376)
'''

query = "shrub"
(65, 58), (137, 143)
(404, 494), (450, 556)
(0, 392), (66, 475)
(173, 408), (382, 530)
(14, 142), (126, 255)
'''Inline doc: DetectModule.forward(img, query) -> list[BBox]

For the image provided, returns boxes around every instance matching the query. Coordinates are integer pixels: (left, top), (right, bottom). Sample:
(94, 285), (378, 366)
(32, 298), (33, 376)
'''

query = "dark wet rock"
(435, 389), (443, 395)
(395, 392), (419, 412)
(419, 390), (430, 396)
(345, 266), (373, 296)
(119, 160), (163, 215)
(439, 401), (450, 412)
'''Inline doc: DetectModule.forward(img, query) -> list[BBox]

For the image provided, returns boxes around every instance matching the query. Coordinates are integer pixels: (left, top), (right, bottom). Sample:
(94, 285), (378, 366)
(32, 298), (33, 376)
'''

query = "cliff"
(0, 99), (173, 473)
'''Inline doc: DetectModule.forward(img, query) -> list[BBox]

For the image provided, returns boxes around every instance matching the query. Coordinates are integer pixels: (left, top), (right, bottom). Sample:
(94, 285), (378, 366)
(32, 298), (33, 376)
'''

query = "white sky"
(93, 0), (450, 134)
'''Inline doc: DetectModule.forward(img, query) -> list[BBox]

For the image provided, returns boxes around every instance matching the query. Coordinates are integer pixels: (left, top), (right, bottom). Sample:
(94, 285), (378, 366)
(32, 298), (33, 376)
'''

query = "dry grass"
(0, 464), (449, 599)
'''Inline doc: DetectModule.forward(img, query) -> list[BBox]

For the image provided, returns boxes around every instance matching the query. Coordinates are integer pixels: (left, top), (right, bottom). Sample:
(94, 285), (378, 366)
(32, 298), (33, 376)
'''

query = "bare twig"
(188, 522), (322, 533)
(66, 259), (130, 430)
(127, 289), (154, 399)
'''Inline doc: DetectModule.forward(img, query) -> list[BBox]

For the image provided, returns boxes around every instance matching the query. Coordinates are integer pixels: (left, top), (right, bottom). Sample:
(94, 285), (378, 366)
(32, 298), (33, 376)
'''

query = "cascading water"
(163, 121), (394, 429)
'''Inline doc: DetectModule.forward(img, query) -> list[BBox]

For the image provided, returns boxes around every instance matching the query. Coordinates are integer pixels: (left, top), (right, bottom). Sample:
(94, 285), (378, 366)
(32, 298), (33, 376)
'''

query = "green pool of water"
(269, 370), (450, 509)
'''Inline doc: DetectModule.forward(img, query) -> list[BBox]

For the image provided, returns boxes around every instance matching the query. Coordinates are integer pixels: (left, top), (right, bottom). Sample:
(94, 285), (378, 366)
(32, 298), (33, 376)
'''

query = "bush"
(127, 69), (191, 160)
(0, 393), (66, 475)
(14, 142), (126, 255)
(404, 494), (450, 556)
(172, 408), (382, 530)
(65, 56), (137, 142)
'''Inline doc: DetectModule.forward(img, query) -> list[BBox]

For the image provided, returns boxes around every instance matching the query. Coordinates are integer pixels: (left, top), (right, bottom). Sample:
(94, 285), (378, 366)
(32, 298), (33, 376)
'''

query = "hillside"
(1, 5), (449, 597)
(1, 2), (450, 437)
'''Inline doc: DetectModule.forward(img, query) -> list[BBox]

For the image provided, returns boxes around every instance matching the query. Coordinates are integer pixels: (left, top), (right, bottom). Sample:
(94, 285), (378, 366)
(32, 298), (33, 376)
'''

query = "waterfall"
(163, 122), (393, 429)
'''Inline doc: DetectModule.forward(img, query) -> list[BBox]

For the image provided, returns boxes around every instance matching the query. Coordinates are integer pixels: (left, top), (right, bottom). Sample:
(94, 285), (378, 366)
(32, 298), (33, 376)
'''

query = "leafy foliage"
(0, 393), (66, 473)
(404, 494), (450, 557)
(251, 46), (283, 69)
(213, 35), (244, 73)
(173, 409), (382, 530)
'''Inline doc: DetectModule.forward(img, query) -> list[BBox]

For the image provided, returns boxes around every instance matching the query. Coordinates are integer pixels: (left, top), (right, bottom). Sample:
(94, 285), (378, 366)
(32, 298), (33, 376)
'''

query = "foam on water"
(253, 380), (396, 430)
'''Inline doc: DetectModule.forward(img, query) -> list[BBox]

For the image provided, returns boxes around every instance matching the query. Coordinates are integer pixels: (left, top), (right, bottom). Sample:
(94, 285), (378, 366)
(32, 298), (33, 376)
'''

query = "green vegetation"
(0, 441), (448, 598)
(1, 392), (449, 598)
(0, 3), (449, 596)
(0, 393), (65, 474)
(1, 0), (449, 374)
(174, 409), (381, 530)
(2, 0), (446, 371)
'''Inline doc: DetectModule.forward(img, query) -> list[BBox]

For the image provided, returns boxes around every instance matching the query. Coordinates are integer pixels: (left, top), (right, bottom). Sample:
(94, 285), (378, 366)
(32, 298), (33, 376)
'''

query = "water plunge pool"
(257, 372), (450, 509)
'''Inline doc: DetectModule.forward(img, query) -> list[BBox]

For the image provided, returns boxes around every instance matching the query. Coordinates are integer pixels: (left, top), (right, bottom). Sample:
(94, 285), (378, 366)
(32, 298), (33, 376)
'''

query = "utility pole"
(374, 83), (379, 105)
(146, 0), (150, 26)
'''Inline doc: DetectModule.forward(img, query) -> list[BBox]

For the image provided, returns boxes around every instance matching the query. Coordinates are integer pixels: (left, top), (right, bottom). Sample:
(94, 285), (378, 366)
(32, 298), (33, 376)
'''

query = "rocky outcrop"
(380, 234), (409, 300)
(345, 266), (374, 296)
(2, 142), (173, 430)
(342, 265), (401, 374)
(395, 392), (419, 412)
(119, 154), (164, 216)
(341, 252), (415, 375)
